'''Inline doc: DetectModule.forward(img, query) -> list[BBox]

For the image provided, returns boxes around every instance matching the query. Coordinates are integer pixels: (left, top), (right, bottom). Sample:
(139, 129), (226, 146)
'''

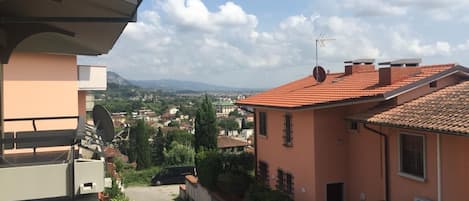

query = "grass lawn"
(121, 166), (162, 187)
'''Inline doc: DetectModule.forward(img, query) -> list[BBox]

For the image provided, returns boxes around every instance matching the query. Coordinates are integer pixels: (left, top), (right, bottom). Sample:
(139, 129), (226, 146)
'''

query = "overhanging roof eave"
(235, 95), (385, 111)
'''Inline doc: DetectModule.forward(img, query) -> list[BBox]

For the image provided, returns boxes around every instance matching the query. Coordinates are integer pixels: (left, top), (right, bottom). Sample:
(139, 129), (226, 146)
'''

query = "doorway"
(327, 182), (344, 201)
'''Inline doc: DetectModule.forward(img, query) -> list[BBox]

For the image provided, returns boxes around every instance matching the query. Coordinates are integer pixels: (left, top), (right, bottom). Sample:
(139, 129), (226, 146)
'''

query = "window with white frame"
(399, 133), (425, 179)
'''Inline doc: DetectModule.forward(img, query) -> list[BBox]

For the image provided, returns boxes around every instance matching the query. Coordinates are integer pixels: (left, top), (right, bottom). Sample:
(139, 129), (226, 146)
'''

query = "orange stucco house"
(237, 59), (469, 201)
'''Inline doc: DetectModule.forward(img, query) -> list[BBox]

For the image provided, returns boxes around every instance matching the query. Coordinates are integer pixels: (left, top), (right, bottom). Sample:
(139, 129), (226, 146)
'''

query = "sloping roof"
(350, 81), (469, 136)
(236, 64), (464, 109)
(217, 135), (249, 148)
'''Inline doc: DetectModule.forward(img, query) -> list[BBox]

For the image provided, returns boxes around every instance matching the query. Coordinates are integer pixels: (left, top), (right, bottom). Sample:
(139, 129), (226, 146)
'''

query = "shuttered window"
(283, 113), (293, 146)
(259, 112), (267, 136)
(258, 161), (269, 186)
(400, 134), (425, 179)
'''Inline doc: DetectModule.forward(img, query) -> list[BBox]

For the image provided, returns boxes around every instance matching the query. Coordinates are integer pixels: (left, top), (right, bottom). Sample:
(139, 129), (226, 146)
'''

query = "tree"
(164, 141), (195, 166)
(166, 129), (193, 148)
(128, 129), (137, 163)
(167, 121), (180, 128)
(194, 95), (218, 152)
(218, 118), (240, 134)
(132, 119), (152, 170)
(152, 127), (165, 166)
(228, 110), (243, 118)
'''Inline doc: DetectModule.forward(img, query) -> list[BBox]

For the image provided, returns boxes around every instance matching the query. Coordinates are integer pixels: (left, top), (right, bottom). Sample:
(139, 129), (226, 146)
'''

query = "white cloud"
(342, 0), (407, 16)
(78, 0), (461, 88)
(390, 32), (451, 56)
(161, 0), (257, 32)
(342, 0), (469, 20)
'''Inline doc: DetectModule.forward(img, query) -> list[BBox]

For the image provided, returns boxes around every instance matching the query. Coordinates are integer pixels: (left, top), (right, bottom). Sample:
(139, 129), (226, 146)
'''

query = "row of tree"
(118, 95), (218, 170)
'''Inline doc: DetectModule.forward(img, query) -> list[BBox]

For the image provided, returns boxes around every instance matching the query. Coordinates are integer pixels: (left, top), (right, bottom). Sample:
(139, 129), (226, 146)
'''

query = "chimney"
(378, 58), (422, 85)
(344, 59), (375, 75)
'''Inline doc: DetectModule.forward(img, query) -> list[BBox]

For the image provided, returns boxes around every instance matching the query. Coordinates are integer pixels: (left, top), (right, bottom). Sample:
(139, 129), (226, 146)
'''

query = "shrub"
(217, 172), (252, 197)
(164, 141), (195, 166)
(121, 166), (161, 186)
(246, 183), (293, 201)
(195, 150), (222, 190)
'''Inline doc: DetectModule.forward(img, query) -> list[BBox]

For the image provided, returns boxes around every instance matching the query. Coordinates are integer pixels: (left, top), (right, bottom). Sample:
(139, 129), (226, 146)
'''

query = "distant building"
(217, 135), (249, 153)
(213, 100), (236, 117)
(169, 107), (179, 115)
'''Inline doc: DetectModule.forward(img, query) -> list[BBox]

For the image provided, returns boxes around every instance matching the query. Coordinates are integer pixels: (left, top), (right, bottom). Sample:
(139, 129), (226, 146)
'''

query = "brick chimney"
(378, 58), (422, 85)
(344, 59), (375, 75)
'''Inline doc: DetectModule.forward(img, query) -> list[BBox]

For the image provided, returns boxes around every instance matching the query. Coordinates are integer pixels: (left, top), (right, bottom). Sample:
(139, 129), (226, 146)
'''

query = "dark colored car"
(151, 166), (195, 185)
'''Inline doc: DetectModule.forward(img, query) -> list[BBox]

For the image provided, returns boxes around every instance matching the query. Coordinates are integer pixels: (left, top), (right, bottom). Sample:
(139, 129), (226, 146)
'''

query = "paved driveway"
(125, 185), (180, 201)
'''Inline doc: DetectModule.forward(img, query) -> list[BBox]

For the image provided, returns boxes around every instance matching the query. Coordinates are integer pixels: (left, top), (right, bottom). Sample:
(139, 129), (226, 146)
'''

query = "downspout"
(437, 134), (441, 201)
(253, 108), (257, 178)
(238, 106), (256, 177)
(364, 123), (390, 201)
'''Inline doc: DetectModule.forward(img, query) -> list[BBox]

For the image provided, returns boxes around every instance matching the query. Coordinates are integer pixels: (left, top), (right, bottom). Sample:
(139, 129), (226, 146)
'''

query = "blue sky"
(79, 0), (469, 88)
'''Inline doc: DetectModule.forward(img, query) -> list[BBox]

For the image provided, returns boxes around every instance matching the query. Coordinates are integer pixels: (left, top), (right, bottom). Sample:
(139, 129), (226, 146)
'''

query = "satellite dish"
(313, 66), (327, 82)
(92, 105), (115, 143)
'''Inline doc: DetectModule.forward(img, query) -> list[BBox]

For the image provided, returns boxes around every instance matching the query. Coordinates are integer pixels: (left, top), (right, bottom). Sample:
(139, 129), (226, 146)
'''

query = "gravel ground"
(125, 185), (180, 201)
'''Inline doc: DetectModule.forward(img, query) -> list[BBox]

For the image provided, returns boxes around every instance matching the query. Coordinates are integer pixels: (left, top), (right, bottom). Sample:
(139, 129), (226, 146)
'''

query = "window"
(283, 113), (292, 146)
(399, 134), (425, 179)
(259, 112), (267, 136)
(286, 173), (294, 195)
(276, 169), (294, 195)
(258, 161), (269, 186)
(429, 81), (437, 88)
(349, 120), (358, 130)
(276, 169), (284, 190)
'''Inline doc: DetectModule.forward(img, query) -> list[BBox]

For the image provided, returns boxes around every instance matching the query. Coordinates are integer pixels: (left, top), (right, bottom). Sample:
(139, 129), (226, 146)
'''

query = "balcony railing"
(0, 116), (105, 201)
(78, 65), (107, 91)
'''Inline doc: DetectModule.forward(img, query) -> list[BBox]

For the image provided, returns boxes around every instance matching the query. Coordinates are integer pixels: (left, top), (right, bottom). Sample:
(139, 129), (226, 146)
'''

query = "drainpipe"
(239, 106), (256, 178)
(363, 123), (390, 201)
(437, 134), (441, 201)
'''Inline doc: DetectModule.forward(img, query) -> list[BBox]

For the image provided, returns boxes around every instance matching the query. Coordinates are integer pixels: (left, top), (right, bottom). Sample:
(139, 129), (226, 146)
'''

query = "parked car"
(151, 166), (195, 185)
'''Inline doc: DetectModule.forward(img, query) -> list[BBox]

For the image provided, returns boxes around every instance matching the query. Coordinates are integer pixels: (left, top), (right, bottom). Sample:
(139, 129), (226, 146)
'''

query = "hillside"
(107, 71), (259, 92)
(131, 79), (256, 92)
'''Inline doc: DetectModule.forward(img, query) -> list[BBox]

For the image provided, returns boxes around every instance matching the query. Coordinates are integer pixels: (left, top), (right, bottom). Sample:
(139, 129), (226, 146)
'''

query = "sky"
(79, 0), (469, 88)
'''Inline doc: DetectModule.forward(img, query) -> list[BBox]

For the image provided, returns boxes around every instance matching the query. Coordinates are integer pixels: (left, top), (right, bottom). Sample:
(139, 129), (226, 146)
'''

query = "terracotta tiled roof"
(350, 81), (469, 136)
(217, 135), (249, 148)
(236, 64), (456, 108)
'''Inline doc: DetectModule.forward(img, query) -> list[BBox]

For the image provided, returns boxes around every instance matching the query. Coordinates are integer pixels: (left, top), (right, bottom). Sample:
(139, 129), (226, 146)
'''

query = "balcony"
(0, 117), (105, 201)
(78, 65), (107, 91)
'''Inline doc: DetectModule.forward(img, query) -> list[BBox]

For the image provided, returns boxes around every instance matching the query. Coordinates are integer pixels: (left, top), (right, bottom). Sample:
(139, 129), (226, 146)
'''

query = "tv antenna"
(313, 34), (335, 83)
(315, 33), (335, 68)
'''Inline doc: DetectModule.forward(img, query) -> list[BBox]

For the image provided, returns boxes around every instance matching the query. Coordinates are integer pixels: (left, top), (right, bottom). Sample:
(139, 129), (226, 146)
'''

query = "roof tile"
(237, 64), (455, 108)
(350, 81), (469, 135)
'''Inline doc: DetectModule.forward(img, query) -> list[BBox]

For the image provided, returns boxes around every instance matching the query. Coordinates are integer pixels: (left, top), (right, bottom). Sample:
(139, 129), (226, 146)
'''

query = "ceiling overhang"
(0, 0), (141, 64)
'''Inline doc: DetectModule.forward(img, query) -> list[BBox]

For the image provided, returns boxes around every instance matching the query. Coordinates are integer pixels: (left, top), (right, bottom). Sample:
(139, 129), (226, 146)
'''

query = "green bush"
(121, 166), (161, 186)
(246, 183), (293, 201)
(196, 150), (222, 190)
(196, 150), (255, 193)
(164, 141), (195, 166)
(105, 179), (122, 198)
(217, 172), (252, 197)
(111, 193), (130, 201)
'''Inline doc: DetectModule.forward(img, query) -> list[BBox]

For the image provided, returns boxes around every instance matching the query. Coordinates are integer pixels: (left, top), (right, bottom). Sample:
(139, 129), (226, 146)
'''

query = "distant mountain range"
(107, 71), (260, 92)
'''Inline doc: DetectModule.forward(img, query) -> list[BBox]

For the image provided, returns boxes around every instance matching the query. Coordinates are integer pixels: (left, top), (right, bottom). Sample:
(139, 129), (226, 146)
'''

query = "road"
(125, 185), (180, 201)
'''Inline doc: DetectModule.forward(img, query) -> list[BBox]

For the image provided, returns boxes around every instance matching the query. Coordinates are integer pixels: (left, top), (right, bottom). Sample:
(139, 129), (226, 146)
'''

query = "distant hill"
(107, 71), (133, 86)
(131, 79), (258, 92)
(107, 71), (259, 92)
